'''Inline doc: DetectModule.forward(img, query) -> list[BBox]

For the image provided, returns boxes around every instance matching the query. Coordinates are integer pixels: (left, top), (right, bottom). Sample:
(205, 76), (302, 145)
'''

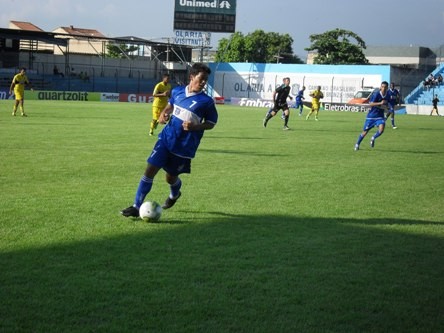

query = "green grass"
(0, 100), (443, 333)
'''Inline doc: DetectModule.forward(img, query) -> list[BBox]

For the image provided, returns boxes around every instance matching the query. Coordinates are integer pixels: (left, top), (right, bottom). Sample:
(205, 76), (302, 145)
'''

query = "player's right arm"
(159, 103), (174, 124)
(369, 94), (388, 110)
(9, 77), (16, 93)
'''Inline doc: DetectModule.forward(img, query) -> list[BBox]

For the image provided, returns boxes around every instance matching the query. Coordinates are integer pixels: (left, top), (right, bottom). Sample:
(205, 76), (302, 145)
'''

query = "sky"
(2, 0), (444, 59)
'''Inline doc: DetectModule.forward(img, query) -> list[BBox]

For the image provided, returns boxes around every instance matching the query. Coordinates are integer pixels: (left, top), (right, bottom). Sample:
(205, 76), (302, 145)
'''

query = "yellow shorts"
(14, 88), (24, 100)
(152, 105), (165, 121)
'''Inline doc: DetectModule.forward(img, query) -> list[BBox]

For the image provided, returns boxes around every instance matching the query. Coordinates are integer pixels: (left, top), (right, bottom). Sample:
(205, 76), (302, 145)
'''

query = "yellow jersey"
(12, 73), (30, 93)
(310, 90), (323, 106)
(152, 81), (172, 108)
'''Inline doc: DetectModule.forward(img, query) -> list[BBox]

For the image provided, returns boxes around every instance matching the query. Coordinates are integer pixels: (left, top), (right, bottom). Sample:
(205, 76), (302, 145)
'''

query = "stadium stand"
(0, 72), (159, 94)
(404, 63), (444, 105)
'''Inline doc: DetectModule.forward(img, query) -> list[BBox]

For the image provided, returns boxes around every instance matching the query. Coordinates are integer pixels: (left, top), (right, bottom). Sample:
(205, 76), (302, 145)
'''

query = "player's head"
(317, 86), (321, 90)
(390, 82), (395, 89)
(162, 73), (170, 83)
(283, 77), (290, 85)
(20, 67), (26, 74)
(380, 81), (389, 93)
(302, 86), (306, 90)
(188, 63), (211, 93)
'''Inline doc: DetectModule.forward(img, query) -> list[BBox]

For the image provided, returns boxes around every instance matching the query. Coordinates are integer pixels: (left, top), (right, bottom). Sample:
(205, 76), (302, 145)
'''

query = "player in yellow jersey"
(9, 67), (33, 117)
(306, 86), (324, 121)
(149, 74), (171, 136)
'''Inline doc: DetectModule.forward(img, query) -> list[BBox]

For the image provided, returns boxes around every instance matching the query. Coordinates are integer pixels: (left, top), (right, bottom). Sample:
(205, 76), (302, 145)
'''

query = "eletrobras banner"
(229, 97), (372, 112)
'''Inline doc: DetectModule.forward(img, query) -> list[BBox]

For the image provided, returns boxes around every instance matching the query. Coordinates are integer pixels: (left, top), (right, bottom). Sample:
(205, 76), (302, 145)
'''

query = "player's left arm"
(26, 79), (33, 91)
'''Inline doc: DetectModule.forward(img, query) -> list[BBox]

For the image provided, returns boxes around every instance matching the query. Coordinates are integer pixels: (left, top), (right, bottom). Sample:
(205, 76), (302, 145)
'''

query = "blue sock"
(169, 178), (182, 199)
(134, 175), (153, 208)
(372, 130), (382, 140)
(356, 134), (365, 146)
(391, 118), (395, 127)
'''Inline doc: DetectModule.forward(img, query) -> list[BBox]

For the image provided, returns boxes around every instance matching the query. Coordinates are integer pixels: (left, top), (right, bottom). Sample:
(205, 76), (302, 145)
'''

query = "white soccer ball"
(139, 201), (162, 222)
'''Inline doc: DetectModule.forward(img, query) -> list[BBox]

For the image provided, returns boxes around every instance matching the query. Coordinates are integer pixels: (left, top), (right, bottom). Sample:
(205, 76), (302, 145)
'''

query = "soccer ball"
(139, 201), (162, 222)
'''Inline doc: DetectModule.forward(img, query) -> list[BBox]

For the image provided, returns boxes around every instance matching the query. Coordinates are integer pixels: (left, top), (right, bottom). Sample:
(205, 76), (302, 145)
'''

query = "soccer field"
(1, 100), (443, 332)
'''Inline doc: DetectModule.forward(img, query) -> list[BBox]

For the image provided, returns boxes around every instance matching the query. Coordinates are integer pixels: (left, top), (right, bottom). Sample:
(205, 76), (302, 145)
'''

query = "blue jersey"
(387, 88), (400, 107)
(295, 89), (304, 103)
(367, 90), (388, 119)
(159, 85), (218, 159)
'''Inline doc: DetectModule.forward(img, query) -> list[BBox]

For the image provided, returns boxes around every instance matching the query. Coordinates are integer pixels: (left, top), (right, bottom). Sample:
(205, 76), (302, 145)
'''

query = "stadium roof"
(0, 27), (68, 47)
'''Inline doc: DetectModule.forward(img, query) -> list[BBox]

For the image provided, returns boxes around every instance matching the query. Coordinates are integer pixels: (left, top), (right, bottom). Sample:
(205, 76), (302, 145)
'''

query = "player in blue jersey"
(354, 81), (389, 151)
(121, 63), (218, 217)
(386, 82), (400, 129)
(295, 86), (306, 116)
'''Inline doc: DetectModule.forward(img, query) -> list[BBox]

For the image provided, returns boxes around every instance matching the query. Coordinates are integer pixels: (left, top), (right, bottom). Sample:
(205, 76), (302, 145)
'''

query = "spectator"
(79, 71), (90, 82)
(437, 73), (443, 85)
(427, 73), (436, 87)
(53, 65), (64, 78)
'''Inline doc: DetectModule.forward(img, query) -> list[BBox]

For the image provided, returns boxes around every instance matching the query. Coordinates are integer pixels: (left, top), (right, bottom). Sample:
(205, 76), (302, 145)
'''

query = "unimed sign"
(174, 0), (236, 33)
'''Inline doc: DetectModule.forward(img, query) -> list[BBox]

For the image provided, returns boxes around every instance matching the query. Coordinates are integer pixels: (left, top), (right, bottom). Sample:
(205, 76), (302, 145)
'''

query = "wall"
(18, 53), (161, 79)
(406, 104), (439, 115)
(208, 63), (391, 104)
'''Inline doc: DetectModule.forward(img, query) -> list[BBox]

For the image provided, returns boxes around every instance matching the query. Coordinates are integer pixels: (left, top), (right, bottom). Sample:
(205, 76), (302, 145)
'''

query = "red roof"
(9, 21), (44, 32)
(58, 25), (106, 38)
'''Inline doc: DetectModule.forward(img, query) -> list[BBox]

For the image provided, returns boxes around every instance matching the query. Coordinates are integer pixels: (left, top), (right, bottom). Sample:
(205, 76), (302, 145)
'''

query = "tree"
(305, 28), (369, 65)
(215, 30), (303, 64)
(215, 32), (247, 62)
(106, 43), (139, 59)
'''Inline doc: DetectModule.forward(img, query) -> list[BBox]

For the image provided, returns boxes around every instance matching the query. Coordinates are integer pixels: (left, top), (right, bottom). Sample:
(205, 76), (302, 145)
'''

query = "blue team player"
(386, 82), (400, 129)
(354, 81), (389, 151)
(295, 86), (306, 116)
(121, 63), (218, 217)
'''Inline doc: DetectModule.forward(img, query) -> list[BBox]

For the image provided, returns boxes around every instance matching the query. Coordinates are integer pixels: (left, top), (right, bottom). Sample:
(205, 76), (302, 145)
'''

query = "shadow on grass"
(200, 148), (284, 157)
(380, 149), (443, 155)
(1, 215), (443, 333)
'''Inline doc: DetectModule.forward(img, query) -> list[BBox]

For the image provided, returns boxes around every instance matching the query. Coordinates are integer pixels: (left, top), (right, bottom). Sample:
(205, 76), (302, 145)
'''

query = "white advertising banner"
(213, 71), (382, 104)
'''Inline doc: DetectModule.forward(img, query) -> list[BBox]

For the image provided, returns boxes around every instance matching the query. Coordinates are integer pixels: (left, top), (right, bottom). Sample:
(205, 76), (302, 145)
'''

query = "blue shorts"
(147, 139), (191, 176)
(295, 101), (303, 108)
(363, 118), (385, 131)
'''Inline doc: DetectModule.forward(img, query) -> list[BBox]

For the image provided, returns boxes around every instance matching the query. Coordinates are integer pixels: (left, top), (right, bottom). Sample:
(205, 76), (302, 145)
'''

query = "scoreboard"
(174, 0), (236, 33)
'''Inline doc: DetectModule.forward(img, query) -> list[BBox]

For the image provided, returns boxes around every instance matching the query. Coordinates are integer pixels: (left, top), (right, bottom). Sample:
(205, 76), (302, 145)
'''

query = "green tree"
(215, 30), (303, 64)
(215, 32), (247, 62)
(106, 43), (139, 59)
(305, 28), (369, 65)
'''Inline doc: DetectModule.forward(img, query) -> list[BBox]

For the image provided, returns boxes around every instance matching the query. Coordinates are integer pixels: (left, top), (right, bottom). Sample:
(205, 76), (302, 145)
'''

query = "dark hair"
(381, 81), (389, 86)
(162, 73), (170, 78)
(189, 63), (211, 76)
